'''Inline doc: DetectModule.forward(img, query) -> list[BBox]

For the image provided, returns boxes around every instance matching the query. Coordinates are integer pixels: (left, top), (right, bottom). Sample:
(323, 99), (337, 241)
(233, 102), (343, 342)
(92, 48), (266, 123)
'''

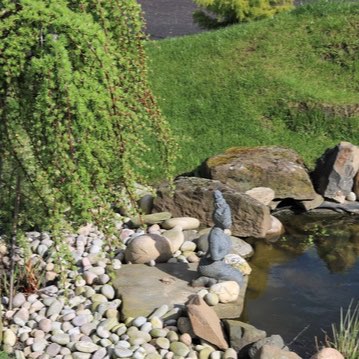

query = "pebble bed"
(0, 217), (245, 359)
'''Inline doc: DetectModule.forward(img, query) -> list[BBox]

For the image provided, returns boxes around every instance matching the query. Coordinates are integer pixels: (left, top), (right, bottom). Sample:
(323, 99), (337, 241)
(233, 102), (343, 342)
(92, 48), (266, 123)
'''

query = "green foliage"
(147, 0), (359, 174)
(328, 300), (359, 359)
(194, 0), (294, 24)
(0, 0), (176, 234)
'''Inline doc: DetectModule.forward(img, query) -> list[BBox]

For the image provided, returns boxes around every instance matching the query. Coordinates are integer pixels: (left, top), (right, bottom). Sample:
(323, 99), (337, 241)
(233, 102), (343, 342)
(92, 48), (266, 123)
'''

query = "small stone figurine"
(192, 190), (244, 287)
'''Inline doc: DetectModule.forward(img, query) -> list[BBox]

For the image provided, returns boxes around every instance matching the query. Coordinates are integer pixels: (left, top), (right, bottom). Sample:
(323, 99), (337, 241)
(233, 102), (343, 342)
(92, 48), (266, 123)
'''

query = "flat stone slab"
(114, 263), (247, 320)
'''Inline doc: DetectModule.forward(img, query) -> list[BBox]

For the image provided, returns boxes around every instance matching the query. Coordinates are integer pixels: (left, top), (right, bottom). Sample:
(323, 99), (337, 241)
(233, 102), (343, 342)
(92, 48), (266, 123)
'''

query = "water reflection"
(242, 213), (359, 358)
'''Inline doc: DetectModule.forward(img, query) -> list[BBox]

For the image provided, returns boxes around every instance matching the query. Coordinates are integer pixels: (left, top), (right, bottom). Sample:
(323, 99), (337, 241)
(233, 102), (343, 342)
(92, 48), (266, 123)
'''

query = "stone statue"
(192, 190), (244, 287)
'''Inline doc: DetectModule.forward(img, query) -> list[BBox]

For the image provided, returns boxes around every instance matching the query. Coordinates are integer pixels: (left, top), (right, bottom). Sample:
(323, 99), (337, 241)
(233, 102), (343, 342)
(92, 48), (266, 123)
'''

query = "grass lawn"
(146, 0), (359, 177)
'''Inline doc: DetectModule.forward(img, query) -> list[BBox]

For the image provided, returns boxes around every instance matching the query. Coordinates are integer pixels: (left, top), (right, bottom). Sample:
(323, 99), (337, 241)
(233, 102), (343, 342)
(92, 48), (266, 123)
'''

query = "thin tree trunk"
(9, 170), (21, 310)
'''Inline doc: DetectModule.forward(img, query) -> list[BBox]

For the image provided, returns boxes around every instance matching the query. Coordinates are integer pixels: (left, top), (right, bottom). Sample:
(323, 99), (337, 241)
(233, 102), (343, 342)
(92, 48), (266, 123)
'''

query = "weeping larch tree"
(0, 0), (176, 295)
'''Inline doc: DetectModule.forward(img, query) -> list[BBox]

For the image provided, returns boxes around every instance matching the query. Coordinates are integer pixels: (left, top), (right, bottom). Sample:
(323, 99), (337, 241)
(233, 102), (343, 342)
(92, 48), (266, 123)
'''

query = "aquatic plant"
(328, 300), (359, 359)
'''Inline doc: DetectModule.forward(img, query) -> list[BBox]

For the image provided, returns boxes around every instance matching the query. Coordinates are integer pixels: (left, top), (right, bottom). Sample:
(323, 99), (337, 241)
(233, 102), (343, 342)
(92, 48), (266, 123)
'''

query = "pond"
(242, 212), (359, 358)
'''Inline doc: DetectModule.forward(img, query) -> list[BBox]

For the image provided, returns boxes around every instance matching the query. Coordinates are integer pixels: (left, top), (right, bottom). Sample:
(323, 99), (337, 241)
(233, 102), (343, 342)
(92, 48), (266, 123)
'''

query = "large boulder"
(312, 142), (359, 202)
(196, 146), (316, 201)
(153, 177), (271, 238)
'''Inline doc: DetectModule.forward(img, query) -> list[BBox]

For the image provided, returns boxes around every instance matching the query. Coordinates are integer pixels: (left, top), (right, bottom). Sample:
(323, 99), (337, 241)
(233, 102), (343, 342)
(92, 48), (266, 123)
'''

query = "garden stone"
(170, 342), (190, 357)
(101, 285), (115, 300)
(31, 338), (48, 352)
(162, 228), (185, 252)
(224, 254), (252, 275)
(3, 329), (17, 346)
(84, 271), (97, 285)
(150, 328), (167, 338)
(162, 217), (200, 230)
(210, 351), (222, 359)
(12, 293), (26, 308)
(98, 274), (110, 284)
(132, 316), (147, 327)
(140, 322), (152, 333)
(204, 293), (219, 306)
(130, 212), (172, 227)
(199, 347), (214, 359)
(179, 333), (192, 346)
(75, 341), (99, 353)
(113, 347), (133, 358)
(99, 317), (119, 331)
(92, 294), (108, 303)
(72, 353), (92, 359)
(39, 318), (52, 333)
(187, 295), (228, 350)
(223, 348), (237, 359)
(96, 325), (110, 339)
(92, 347), (107, 359)
(13, 308), (29, 326)
(46, 343), (61, 356)
(156, 337), (170, 349)
(210, 281), (240, 303)
(180, 241), (196, 252)
(47, 300), (63, 317)
(72, 314), (90, 327)
(51, 333), (70, 345)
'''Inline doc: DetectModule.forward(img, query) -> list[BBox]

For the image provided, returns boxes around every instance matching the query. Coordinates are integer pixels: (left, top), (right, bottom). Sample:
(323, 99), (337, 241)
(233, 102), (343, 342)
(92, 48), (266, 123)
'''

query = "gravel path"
(138, 0), (203, 39)
(138, 0), (311, 39)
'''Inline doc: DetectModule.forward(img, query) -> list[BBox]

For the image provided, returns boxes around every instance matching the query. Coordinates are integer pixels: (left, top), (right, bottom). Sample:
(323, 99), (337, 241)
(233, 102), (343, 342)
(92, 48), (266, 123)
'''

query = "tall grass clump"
(329, 300), (359, 359)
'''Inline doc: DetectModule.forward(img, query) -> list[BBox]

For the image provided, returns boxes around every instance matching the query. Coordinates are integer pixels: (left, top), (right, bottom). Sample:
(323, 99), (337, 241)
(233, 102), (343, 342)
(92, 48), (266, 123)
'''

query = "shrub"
(0, 0), (176, 293)
(193, 0), (295, 24)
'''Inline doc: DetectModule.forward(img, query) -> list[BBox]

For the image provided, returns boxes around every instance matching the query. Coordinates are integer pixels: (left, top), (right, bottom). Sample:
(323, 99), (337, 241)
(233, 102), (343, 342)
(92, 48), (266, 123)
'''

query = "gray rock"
(223, 320), (266, 351)
(249, 335), (286, 358)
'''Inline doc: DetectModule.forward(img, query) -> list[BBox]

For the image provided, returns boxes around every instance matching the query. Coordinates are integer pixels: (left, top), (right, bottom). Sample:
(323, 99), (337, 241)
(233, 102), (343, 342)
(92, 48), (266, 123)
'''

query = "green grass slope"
(146, 0), (359, 175)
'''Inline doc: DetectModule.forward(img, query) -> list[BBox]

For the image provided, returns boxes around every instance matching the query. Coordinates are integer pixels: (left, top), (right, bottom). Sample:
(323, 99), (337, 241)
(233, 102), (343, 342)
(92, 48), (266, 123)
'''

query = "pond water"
(241, 212), (359, 359)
